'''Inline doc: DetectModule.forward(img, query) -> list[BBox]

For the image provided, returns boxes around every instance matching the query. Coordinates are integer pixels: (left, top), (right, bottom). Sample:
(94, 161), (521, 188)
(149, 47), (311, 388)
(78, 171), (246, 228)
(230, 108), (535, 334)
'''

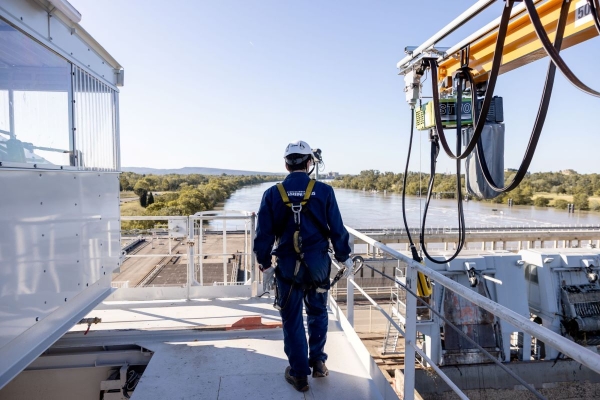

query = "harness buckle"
(291, 204), (302, 224)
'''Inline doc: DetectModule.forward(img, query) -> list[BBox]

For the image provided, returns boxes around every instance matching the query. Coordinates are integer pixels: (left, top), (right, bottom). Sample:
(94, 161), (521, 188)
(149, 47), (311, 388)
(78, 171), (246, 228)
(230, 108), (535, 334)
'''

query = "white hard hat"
(283, 140), (313, 165)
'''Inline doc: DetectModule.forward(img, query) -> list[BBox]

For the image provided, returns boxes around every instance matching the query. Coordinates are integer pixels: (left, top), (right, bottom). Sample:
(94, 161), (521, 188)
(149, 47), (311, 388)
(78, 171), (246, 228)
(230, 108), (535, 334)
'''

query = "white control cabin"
(0, 0), (123, 388)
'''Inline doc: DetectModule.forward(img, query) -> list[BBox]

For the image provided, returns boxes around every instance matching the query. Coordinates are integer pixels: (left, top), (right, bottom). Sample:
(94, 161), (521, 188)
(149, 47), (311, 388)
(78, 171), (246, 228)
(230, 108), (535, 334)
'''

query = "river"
(213, 181), (600, 229)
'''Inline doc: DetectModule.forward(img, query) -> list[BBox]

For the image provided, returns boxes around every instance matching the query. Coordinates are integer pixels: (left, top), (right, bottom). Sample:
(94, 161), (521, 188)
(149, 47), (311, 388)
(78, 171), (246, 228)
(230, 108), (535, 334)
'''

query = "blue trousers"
(275, 252), (330, 377)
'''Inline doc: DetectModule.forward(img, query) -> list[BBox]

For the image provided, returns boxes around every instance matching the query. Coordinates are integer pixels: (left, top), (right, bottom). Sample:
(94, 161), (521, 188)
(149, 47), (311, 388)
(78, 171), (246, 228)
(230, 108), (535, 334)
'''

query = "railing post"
(250, 213), (257, 297)
(403, 264), (417, 400)
(186, 216), (193, 300)
(199, 217), (204, 286)
(522, 332), (532, 361)
(347, 275), (354, 327)
(223, 218), (228, 285)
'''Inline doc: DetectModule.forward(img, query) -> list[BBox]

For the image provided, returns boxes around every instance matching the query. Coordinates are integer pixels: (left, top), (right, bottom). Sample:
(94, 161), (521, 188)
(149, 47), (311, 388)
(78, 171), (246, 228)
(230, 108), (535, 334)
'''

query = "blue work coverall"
(254, 172), (351, 377)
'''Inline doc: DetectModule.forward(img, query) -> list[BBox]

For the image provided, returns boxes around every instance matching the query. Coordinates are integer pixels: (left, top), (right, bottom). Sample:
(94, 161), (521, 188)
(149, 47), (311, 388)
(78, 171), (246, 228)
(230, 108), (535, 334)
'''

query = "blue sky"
(72, 0), (599, 175)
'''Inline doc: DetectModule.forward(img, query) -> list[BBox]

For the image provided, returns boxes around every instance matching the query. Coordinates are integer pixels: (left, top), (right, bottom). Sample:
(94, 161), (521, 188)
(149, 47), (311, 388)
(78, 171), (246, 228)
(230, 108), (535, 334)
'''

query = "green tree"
(133, 180), (150, 196)
(147, 192), (155, 206)
(144, 176), (160, 190)
(573, 193), (589, 211)
(139, 189), (148, 207)
(507, 185), (532, 205)
(119, 176), (130, 192)
(533, 197), (550, 207)
(550, 185), (564, 194)
(554, 199), (569, 209)
(177, 187), (209, 215)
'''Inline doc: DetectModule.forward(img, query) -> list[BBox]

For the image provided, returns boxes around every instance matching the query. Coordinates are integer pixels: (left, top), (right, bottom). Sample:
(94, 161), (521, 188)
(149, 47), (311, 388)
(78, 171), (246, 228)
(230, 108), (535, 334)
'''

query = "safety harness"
(276, 179), (316, 255)
(273, 179), (329, 310)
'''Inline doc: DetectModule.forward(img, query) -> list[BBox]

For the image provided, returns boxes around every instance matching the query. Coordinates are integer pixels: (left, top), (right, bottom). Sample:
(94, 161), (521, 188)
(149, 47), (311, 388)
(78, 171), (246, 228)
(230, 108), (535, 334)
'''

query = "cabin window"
(0, 18), (118, 171)
(0, 19), (71, 166)
(73, 66), (117, 170)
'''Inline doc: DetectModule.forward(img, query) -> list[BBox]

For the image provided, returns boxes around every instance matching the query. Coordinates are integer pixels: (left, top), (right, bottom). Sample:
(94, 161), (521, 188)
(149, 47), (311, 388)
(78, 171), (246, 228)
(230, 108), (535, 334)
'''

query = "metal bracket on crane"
(464, 262), (479, 287)
(399, 0), (598, 83)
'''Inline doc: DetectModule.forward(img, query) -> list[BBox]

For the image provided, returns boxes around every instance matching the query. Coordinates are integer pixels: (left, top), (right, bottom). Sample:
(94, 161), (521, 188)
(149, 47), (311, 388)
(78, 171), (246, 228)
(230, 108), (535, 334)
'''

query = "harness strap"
(274, 179), (328, 294)
(276, 179), (316, 207)
(276, 182), (290, 204)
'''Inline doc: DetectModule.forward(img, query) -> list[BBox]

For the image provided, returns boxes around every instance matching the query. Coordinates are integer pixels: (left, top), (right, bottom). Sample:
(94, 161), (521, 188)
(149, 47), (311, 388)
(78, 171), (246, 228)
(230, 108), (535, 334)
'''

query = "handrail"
(117, 213), (257, 296)
(345, 225), (600, 375)
(335, 261), (470, 400)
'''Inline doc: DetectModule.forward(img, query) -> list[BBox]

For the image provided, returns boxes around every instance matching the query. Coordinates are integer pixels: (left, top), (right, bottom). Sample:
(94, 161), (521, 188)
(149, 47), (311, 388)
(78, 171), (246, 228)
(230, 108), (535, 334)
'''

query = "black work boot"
(310, 360), (329, 378)
(285, 366), (309, 392)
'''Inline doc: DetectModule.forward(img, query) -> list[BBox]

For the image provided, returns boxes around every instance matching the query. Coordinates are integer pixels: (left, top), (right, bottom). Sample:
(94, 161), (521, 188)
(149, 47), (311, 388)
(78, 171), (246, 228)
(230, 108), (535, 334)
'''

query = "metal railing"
(358, 224), (600, 233)
(330, 285), (395, 300)
(188, 210), (256, 288)
(212, 281), (248, 286)
(114, 213), (258, 301)
(354, 225), (600, 253)
(336, 226), (600, 400)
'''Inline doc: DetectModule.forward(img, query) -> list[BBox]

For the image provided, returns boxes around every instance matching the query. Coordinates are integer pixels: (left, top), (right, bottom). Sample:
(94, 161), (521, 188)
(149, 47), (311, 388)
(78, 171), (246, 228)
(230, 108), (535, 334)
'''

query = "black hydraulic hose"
(361, 263), (547, 400)
(420, 74), (466, 264)
(524, 0), (600, 97)
(428, 0), (515, 160)
(589, 0), (600, 35)
(475, 0), (570, 193)
(401, 109), (465, 265)
(401, 110), (422, 262)
(419, 133), (466, 264)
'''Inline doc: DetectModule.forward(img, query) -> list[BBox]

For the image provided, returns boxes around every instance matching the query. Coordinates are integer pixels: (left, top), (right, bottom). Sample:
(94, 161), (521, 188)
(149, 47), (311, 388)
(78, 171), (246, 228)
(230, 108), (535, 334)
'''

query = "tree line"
(120, 173), (281, 229)
(330, 170), (600, 211)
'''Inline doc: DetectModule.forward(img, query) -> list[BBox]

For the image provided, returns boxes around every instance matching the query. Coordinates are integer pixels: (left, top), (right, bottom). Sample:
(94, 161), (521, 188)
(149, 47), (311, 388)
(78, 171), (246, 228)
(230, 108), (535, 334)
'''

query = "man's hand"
(262, 266), (275, 293)
(342, 258), (355, 279)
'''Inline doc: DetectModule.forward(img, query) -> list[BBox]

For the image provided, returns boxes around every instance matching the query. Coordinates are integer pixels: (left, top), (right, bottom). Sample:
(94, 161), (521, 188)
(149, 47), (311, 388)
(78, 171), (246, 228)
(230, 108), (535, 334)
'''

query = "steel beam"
(437, 0), (599, 82)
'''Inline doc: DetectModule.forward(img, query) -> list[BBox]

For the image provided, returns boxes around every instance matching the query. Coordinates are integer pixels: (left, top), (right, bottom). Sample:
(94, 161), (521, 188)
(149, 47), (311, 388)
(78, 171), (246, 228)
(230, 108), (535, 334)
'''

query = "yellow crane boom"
(398, 0), (598, 83)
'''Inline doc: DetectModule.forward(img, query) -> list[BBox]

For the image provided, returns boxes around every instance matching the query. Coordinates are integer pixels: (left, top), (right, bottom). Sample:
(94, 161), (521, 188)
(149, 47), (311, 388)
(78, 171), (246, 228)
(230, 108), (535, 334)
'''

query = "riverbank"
(532, 192), (600, 210)
(212, 182), (600, 229)
(330, 170), (600, 212)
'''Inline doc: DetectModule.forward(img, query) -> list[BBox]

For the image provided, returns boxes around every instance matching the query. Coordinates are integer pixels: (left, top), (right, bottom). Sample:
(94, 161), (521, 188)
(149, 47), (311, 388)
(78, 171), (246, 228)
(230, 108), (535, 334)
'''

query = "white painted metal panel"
(106, 284), (252, 302)
(0, 170), (120, 388)
(0, 0), (49, 40)
(484, 251), (531, 362)
(0, 0), (122, 88)
(49, 16), (116, 81)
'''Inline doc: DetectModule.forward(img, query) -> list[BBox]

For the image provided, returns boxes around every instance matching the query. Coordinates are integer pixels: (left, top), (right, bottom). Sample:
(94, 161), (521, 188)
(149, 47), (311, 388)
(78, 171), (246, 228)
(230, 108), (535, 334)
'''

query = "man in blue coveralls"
(254, 140), (356, 392)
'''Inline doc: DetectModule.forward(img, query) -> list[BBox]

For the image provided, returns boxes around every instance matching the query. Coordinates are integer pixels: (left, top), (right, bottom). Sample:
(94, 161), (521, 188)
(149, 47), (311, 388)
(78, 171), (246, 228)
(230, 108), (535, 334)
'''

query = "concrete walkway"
(67, 297), (387, 400)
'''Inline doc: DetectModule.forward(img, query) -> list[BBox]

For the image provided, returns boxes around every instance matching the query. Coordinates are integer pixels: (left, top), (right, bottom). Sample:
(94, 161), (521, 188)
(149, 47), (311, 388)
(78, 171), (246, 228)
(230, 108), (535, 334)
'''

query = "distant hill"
(122, 166), (285, 176)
